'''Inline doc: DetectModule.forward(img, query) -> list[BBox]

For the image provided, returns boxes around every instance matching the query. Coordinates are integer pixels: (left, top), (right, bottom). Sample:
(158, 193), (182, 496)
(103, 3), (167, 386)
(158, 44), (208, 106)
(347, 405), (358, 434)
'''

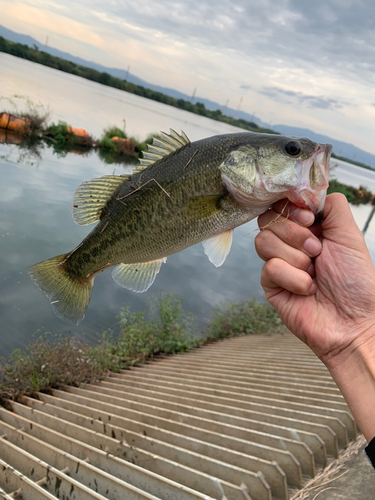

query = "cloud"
(8, 0), (375, 89)
(3, 0), (375, 153)
(259, 87), (348, 110)
(91, 0), (375, 82)
(4, 1), (103, 47)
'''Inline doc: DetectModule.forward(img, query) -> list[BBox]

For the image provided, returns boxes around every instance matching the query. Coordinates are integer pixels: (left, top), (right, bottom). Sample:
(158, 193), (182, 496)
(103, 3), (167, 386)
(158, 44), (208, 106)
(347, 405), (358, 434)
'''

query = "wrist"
(321, 329), (375, 442)
(321, 325), (375, 373)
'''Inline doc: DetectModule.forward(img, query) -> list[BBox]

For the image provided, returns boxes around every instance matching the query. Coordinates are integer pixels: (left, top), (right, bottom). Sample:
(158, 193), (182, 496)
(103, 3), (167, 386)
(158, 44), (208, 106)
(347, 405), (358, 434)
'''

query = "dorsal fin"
(133, 129), (190, 174)
(73, 174), (130, 225)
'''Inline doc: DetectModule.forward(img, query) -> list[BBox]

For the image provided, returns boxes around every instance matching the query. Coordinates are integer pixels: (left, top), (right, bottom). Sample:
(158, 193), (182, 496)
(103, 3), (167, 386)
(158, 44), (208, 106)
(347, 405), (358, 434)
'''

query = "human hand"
(255, 193), (375, 364)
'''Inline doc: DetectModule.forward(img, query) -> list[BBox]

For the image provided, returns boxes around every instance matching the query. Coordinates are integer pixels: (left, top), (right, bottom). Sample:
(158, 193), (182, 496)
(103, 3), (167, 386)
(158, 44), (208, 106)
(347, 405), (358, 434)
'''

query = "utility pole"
(125, 65), (130, 81)
(44, 35), (49, 51)
(221, 99), (229, 115)
(363, 205), (375, 235)
(234, 97), (243, 119)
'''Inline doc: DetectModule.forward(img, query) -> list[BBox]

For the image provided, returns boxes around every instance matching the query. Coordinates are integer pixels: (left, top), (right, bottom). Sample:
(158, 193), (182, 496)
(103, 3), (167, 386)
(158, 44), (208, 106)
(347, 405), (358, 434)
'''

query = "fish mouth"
(286, 143), (332, 216)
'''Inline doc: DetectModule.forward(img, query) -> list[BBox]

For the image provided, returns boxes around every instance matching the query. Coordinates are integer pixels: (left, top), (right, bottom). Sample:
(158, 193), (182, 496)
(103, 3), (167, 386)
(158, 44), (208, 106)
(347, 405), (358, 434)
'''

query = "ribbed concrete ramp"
(0, 333), (356, 500)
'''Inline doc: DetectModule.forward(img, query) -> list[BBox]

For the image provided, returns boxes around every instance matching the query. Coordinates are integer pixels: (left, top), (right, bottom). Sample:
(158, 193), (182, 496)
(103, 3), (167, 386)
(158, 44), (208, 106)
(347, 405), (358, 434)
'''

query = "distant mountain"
(0, 24), (264, 122)
(1, 23), (375, 168)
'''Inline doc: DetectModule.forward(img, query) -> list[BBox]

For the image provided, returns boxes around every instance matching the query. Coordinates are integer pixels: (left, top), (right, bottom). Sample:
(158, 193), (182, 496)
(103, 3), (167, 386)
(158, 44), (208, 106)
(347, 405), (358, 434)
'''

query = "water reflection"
(0, 128), (139, 169)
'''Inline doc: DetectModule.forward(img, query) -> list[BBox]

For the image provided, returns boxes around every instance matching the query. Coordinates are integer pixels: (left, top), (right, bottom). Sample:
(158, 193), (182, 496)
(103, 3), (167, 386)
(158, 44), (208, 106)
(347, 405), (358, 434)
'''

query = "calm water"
(1, 52), (375, 357)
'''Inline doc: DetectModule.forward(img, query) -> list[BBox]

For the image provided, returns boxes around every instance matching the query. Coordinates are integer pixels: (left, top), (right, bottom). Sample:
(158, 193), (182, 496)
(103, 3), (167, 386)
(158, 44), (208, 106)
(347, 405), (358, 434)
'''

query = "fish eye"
(285, 141), (301, 156)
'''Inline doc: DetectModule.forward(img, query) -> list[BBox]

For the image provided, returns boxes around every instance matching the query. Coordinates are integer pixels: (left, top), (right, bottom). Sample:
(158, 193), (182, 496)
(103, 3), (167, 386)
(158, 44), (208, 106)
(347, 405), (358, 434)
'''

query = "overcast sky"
(2, 0), (375, 154)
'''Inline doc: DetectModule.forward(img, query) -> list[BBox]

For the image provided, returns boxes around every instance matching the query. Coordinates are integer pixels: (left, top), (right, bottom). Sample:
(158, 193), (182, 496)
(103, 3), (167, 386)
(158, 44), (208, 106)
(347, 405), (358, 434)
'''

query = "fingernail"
(304, 238), (322, 256)
(293, 209), (314, 226)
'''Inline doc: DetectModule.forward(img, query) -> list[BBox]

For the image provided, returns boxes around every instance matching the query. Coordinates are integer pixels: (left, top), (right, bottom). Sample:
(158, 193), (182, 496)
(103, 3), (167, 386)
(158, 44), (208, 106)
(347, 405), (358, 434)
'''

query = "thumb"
(322, 193), (367, 250)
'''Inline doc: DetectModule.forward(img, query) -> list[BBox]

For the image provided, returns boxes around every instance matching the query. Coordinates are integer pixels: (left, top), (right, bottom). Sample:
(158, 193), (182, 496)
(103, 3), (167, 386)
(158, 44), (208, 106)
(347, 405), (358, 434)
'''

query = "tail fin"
(28, 254), (94, 325)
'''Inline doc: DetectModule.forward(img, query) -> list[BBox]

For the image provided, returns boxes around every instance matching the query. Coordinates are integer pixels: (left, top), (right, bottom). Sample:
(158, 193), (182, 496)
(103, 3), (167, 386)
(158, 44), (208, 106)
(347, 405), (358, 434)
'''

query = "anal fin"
(203, 229), (233, 267)
(112, 258), (167, 293)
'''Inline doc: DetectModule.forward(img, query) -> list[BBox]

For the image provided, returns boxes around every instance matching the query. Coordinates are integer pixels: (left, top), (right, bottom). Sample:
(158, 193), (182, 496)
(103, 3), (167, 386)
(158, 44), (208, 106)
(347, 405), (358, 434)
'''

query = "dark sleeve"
(365, 437), (375, 469)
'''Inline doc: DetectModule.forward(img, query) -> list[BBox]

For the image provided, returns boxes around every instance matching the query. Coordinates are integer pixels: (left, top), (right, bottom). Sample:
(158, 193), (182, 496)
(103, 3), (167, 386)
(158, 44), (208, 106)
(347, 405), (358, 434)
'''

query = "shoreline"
(1, 36), (374, 172)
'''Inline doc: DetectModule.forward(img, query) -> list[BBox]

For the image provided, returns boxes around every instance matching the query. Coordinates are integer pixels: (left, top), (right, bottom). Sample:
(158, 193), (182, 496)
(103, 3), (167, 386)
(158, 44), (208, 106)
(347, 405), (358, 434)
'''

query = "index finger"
(271, 199), (315, 227)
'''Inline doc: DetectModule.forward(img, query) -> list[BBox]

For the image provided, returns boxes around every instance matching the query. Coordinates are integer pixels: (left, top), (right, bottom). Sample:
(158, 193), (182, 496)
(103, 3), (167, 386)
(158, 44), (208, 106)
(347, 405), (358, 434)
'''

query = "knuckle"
(263, 258), (280, 276)
(255, 229), (272, 248)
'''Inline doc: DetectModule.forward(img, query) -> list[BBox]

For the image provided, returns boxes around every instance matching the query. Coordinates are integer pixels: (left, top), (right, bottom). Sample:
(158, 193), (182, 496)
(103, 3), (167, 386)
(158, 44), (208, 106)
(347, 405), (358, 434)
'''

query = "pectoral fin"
(203, 229), (233, 267)
(112, 258), (167, 293)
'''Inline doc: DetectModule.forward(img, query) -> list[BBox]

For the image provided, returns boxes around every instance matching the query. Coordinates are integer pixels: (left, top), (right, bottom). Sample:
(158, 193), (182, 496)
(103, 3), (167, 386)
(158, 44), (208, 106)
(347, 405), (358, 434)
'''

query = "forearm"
(322, 333), (375, 443)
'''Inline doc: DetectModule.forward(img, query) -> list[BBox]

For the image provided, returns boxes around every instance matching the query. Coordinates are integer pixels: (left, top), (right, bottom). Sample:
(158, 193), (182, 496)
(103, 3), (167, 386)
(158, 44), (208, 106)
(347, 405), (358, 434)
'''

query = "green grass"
(0, 293), (285, 403)
(205, 298), (286, 339)
(0, 333), (118, 401)
(98, 125), (127, 152)
(114, 293), (198, 361)
(44, 120), (95, 150)
(328, 178), (372, 205)
(97, 125), (158, 159)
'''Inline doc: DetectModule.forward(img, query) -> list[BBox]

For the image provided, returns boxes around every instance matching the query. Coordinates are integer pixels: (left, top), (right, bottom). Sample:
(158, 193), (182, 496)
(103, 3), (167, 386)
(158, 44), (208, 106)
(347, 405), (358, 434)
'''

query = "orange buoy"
(66, 126), (89, 138)
(0, 112), (30, 132)
(111, 136), (135, 154)
(0, 129), (23, 144)
(60, 149), (85, 156)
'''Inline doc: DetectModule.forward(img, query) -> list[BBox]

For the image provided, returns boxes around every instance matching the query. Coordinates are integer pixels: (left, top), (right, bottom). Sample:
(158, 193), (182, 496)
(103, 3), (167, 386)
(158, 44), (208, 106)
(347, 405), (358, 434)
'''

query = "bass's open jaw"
(287, 143), (332, 215)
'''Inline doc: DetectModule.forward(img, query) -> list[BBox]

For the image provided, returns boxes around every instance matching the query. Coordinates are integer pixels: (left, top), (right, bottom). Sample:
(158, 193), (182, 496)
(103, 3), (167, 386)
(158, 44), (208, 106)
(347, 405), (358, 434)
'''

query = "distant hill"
(1, 23), (375, 168)
(0, 24), (232, 110)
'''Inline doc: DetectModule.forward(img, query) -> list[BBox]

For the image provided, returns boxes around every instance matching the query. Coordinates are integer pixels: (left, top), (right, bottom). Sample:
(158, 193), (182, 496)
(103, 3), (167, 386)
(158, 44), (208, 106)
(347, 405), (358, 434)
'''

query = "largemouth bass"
(29, 130), (331, 324)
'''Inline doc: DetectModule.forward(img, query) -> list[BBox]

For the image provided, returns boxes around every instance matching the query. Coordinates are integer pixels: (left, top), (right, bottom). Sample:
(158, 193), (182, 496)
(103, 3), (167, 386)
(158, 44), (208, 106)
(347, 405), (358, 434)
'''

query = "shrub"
(151, 293), (198, 354)
(0, 294), (286, 403)
(117, 293), (198, 362)
(98, 125), (128, 151)
(328, 178), (372, 205)
(103, 126), (127, 140)
(44, 121), (95, 150)
(205, 298), (286, 340)
(117, 305), (158, 361)
(0, 333), (121, 402)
